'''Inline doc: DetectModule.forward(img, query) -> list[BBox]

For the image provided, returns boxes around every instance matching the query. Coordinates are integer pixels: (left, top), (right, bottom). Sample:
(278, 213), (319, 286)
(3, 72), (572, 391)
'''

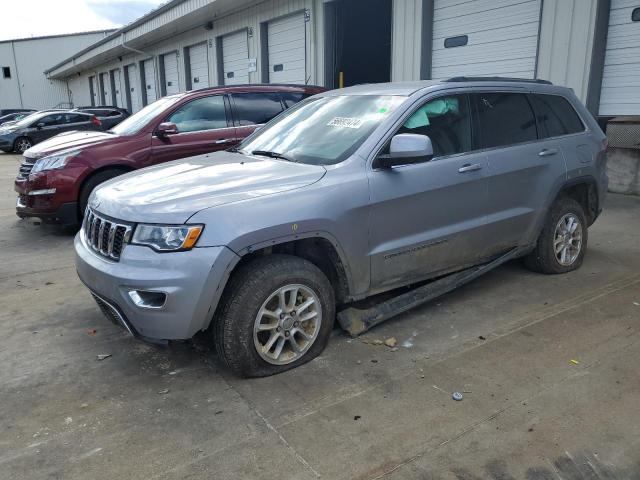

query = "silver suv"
(75, 78), (608, 377)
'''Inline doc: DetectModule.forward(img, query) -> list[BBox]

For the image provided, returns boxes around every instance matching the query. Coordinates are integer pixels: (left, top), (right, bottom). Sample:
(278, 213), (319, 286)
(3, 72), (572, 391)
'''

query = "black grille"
(17, 155), (37, 180)
(92, 294), (122, 327)
(83, 209), (132, 261)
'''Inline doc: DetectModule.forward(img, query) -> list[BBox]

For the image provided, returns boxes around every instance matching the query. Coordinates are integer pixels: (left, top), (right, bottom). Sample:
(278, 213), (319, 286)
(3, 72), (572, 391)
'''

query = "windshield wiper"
(251, 150), (297, 163)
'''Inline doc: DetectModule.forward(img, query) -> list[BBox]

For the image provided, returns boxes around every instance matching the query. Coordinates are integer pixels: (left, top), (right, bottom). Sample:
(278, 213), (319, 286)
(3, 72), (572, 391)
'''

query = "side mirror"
(373, 133), (434, 169)
(156, 122), (179, 137)
(36, 122), (45, 129)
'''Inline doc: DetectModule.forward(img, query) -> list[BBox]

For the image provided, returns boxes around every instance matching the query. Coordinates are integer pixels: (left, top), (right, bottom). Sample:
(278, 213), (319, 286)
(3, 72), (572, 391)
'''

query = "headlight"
(31, 150), (80, 174)
(131, 224), (204, 252)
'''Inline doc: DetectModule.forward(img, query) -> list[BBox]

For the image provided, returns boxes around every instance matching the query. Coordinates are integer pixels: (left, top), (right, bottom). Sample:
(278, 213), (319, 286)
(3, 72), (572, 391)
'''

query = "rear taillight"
(91, 116), (102, 127)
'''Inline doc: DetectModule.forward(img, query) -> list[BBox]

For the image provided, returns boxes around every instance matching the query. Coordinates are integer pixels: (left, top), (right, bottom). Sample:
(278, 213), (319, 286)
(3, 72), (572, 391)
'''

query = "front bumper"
(74, 231), (239, 340)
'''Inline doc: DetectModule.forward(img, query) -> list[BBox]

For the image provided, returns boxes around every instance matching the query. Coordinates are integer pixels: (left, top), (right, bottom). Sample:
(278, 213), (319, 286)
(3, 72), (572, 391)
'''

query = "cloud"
(0, 0), (166, 41)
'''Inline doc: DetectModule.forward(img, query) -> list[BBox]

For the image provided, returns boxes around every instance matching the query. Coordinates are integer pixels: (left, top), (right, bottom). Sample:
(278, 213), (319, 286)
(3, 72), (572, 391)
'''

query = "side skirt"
(337, 247), (524, 336)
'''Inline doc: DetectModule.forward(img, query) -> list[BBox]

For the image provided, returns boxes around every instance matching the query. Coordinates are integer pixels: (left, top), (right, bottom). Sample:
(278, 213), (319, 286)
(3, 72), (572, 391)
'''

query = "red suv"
(15, 84), (324, 225)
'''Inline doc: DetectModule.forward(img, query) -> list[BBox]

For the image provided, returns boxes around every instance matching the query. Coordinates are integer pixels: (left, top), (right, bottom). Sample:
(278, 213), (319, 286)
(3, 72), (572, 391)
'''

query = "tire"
(78, 169), (129, 218)
(213, 254), (335, 377)
(1, 148), (12, 153)
(13, 137), (32, 153)
(524, 196), (588, 274)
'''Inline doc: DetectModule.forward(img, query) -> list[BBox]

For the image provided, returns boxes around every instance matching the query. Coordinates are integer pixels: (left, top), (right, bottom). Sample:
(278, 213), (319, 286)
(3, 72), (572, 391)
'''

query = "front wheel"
(213, 255), (335, 377)
(524, 197), (588, 274)
(13, 137), (32, 153)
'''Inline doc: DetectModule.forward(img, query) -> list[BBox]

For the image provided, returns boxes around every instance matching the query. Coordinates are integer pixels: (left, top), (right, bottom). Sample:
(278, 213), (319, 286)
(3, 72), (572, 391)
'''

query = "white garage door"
(126, 64), (141, 113)
(431, 0), (542, 79)
(599, 0), (640, 116)
(143, 59), (157, 104)
(112, 69), (123, 108)
(222, 30), (249, 85)
(162, 52), (180, 95)
(267, 12), (307, 84)
(100, 72), (111, 105)
(187, 43), (210, 89)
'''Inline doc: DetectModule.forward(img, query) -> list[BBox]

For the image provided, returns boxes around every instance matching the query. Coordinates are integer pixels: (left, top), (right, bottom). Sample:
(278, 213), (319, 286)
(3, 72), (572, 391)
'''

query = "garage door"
(267, 12), (307, 84)
(599, 0), (640, 116)
(162, 52), (180, 95)
(126, 64), (141, 113)
(143, 59), (157, 104)
(187, 43), (210, 89)
(100, 72), (111, 105)
(222, 30), (249, 85)
(112, 69), (123, 108)
(431, 0), (542, 79)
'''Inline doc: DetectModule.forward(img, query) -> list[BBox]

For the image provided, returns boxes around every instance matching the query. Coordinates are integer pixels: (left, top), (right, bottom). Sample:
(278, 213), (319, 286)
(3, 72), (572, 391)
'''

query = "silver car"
(75, 78), (608, 377)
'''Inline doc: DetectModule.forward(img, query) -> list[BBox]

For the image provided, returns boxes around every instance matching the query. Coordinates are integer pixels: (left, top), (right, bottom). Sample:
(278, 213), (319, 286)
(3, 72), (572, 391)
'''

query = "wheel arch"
(554, 176), (600, 226)
(77, 163), (134, 214)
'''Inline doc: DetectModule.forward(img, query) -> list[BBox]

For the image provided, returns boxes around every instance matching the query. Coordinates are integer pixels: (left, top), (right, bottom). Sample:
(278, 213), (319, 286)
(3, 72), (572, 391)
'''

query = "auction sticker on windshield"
(327, 117), (363, 129)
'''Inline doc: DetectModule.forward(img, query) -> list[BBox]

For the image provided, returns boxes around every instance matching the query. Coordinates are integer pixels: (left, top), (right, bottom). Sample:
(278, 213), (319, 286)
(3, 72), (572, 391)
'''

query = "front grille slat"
(83, 208), (131, 261)
(16, 156), (36, 180)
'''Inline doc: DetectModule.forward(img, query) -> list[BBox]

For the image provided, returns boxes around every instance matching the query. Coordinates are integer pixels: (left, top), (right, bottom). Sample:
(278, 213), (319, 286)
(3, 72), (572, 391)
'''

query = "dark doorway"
(324, 0), (392, 89)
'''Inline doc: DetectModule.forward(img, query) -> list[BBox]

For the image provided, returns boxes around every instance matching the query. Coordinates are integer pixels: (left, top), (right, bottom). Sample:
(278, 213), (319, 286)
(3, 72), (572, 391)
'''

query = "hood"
(24, 131), (120, 158)
(91, 150), (327, 224)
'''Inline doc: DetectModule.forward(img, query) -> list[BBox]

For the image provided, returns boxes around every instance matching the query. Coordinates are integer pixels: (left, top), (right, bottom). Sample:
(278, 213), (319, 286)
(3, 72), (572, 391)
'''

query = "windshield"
(110, 96), (182, 135)
(13, 112), (47, 128)
(238, 95), (407, 165)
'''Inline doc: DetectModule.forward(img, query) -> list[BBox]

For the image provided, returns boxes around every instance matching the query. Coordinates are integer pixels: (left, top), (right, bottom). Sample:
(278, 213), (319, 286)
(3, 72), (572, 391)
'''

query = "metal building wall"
(62, 0), (325, 111)
(0, 32), (112, 110)
(536, 0), (599, 103)
(391, 0), (423, 81)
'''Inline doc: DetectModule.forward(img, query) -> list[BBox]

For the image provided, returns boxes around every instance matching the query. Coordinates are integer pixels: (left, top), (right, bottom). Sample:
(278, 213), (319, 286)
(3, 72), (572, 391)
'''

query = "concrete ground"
(1, 151), (639, 480)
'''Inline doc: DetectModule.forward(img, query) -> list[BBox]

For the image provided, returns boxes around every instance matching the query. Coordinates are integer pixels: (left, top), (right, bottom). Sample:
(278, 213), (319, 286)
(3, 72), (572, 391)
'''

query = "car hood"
(24, 131), (120, 158)
(91, 151), (327, 224)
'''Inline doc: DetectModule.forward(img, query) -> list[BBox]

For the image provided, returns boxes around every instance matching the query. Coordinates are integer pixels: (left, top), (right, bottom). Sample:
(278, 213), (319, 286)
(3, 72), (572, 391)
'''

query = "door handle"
(215, 138), (234, 144)
(538, 148), (559, 157)
(458, 163), (482, 173)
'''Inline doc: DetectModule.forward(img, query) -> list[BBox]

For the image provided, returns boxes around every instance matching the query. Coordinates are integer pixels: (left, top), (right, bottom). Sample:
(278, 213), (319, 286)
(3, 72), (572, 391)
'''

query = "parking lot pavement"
(1, 150), (639, 480)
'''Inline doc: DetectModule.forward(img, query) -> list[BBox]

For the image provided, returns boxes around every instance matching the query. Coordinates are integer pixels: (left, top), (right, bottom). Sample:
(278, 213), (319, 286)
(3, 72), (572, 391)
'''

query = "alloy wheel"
(554, 213), (582, 266)
(253, 284), (322, 365)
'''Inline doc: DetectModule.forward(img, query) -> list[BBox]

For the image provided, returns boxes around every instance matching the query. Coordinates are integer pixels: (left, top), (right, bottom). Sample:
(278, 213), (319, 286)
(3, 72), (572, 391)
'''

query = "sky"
(0, 0), (167, 41)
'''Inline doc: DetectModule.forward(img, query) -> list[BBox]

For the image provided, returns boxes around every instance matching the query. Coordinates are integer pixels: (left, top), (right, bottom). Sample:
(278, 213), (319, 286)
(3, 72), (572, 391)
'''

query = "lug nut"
(291, 310), (296, 316)
(276, 326), (282, 332)
(280, 313), (285, 319)
(293, 321), (299, 327)
(285, 331), (290, 337)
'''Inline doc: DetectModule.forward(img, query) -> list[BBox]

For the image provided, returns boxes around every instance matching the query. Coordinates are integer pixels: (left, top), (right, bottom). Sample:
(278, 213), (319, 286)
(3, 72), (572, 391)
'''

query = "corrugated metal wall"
(391, 0), (423, 81)
(536, 0), (598, 103)
(0, 32), (111, 110)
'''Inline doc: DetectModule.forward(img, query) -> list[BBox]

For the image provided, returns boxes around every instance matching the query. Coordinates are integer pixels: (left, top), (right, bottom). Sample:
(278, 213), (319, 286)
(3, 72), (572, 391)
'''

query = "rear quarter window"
(528, 94), (585, 138)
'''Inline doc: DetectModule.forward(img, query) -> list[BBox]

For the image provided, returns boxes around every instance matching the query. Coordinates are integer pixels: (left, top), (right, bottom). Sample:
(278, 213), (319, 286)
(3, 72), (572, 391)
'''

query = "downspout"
(10, 41), (24, 108)
(121, 33), (159, 100)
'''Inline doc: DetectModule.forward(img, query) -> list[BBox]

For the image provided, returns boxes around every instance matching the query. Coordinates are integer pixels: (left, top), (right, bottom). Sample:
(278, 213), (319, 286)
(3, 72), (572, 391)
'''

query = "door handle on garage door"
(538, 148), (559, 157)
(458, 163), (482, 173)
(215, 138), (234, 144)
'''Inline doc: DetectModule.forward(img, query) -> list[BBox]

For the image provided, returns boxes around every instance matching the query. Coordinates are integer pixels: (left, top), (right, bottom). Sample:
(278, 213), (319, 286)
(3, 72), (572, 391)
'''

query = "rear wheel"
(213, 255), (335, 377)
(78, 169), (129, 218)
(524, 197), (588, 274)
(13, 137), (32, 153)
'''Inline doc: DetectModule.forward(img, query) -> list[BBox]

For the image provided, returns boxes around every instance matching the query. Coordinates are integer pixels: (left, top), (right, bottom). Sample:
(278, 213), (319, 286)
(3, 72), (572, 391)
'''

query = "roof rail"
(444, 76), (553, 85)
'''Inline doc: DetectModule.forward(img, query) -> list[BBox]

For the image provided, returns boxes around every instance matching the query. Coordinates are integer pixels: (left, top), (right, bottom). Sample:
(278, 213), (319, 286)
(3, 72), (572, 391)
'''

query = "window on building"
(2, 67), (10, 79)
(231, 92), (284, 126)
(167, 95), (227, 132)
(528, 94), (585, 138)
(398, 94), (472, 157)
(473, 93), (537, 149)
(444, 35), (468, 48)
(632, 7), (640, 21)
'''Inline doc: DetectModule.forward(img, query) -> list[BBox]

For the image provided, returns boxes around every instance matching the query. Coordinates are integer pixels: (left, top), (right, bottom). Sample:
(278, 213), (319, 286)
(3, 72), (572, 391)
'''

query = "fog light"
(27, 188), (56, 196)
(128, 290), (167, 309)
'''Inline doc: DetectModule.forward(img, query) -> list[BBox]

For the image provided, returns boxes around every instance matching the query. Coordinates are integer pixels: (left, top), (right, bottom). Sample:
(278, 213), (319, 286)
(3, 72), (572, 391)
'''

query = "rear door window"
(528, 94), (584, 138)
(398, 94), (473, 157)
(167, 95), (228, 132)
(67, 114), (89, 124)
(472, 92), (537, 149)
(231, 92), (284, 126)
